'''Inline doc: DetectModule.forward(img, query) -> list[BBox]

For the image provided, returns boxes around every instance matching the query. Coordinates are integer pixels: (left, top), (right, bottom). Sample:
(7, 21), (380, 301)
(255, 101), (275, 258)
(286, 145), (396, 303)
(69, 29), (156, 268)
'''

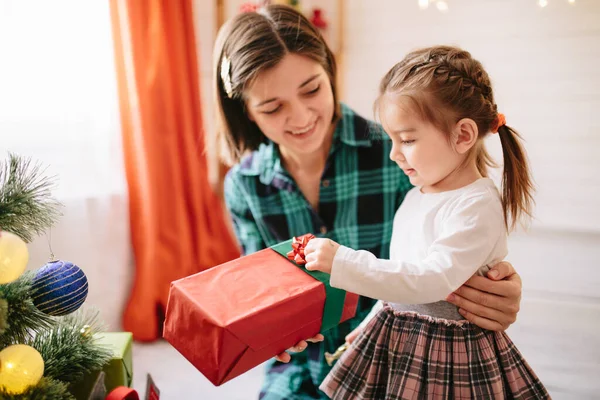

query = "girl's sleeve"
(330, 194), (506, 304)
(223, 173), (266, 255)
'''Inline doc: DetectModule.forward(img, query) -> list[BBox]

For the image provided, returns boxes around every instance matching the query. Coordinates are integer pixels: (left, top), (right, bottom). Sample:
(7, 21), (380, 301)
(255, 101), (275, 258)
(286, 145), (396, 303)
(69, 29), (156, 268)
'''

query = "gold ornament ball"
(0, 344), (45, 394)
(80, 324), (92, 337)
(0, 231), (29, 284)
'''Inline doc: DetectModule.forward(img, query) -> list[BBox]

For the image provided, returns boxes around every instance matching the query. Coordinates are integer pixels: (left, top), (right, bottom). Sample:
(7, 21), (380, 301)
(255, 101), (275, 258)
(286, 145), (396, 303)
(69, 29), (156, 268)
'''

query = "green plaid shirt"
(224, 104), (413, 399)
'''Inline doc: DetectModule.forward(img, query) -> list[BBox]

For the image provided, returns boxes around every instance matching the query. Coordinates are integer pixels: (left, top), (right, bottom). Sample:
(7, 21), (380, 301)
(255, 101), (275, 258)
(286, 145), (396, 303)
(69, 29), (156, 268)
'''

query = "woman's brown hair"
(377, 46), (534, 230)
(211, 5), (340, 166)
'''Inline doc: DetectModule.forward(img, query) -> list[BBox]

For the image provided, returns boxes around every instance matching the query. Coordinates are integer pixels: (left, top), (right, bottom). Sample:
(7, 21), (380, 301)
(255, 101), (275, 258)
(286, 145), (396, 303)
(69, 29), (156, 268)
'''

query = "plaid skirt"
(320, 306), (550, 399)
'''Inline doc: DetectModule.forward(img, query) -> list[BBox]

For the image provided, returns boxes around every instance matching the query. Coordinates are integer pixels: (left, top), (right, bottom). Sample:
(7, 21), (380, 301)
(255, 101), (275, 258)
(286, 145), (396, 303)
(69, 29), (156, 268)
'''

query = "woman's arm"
(223, 173), (266, 255)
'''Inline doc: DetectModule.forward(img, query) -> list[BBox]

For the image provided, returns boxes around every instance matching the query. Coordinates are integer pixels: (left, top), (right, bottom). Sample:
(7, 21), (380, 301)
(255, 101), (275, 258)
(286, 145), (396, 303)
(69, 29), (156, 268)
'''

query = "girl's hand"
(304, 238), (341, 274)
(446, 261), (522, 331)
(274, 334), (325, 363)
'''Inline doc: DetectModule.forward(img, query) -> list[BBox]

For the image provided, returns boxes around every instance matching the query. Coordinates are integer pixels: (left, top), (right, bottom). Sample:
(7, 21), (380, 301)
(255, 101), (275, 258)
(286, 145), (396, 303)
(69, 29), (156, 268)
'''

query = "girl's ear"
(452, 118), (479, 154)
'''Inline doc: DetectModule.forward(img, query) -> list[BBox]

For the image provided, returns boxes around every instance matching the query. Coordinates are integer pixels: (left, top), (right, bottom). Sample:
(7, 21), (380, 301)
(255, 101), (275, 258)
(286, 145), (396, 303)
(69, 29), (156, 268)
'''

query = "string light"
(418, 0), (449, 12)
(436, 1), (449, 12)
(418, 0), (575, 12)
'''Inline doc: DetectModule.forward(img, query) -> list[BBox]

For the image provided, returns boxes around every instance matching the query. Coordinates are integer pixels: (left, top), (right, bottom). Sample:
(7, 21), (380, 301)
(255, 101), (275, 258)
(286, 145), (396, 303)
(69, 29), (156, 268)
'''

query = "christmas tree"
(0, 154), (112, 399)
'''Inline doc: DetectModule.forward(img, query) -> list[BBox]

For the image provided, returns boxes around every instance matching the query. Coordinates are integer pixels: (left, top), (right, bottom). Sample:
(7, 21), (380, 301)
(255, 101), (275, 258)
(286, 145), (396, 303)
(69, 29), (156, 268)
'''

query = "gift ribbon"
(284, 233), (314, 265)
(271, 234), (348, 332)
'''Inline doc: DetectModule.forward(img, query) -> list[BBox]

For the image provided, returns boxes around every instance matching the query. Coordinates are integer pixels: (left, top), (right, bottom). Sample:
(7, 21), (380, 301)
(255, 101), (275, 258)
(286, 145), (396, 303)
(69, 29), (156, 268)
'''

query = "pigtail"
(497, 124), (535, 230)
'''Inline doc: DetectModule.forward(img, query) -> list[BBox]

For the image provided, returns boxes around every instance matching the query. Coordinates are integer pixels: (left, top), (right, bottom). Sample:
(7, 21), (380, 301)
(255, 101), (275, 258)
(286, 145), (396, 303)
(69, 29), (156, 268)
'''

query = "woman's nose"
(287, 99), (312, 128)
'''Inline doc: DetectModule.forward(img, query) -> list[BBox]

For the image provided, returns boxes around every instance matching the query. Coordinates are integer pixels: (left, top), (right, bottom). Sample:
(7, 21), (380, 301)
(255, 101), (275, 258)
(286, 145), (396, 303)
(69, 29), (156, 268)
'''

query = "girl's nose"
(389, 142), (405, 163)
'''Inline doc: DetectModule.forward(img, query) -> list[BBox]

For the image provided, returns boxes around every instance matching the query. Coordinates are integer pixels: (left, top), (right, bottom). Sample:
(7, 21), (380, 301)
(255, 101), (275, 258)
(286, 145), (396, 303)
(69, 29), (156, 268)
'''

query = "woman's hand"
(274, 334), (325, 363)
(446, 261), (522, 331)
(345, 326), (362, 344)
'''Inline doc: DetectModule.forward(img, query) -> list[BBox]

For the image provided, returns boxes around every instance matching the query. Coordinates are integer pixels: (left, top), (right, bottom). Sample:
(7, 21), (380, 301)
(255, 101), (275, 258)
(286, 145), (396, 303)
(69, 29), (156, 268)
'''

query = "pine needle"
(0, 298), (7, 334)
(27, 309), (113, 384)
(0, 153), (62, 242)
(0, 272), (55, 348)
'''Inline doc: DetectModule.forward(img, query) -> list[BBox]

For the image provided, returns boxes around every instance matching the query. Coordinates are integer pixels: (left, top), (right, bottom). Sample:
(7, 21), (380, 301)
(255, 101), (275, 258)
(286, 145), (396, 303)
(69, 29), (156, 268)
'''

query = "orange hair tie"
(491, 113), (506, 133)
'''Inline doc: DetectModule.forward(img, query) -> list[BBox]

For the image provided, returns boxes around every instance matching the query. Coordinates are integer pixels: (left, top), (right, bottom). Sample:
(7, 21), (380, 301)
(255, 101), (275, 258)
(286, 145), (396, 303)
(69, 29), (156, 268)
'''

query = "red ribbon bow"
(286, 233), (315, 265)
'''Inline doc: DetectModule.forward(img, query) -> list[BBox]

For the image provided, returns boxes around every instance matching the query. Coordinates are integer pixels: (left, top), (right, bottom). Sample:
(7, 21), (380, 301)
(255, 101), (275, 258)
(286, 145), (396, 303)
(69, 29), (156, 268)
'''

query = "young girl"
(304, 46), (550, 399)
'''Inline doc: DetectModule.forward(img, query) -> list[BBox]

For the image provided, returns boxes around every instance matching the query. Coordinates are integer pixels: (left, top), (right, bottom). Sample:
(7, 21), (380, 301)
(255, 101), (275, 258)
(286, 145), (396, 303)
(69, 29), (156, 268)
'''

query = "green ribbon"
(270, 239), (347, 333)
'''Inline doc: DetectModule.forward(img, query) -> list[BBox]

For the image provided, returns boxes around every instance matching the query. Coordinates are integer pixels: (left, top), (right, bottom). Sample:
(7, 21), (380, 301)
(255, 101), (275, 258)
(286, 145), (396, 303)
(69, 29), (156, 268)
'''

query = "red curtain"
(110, 0), (240, 341)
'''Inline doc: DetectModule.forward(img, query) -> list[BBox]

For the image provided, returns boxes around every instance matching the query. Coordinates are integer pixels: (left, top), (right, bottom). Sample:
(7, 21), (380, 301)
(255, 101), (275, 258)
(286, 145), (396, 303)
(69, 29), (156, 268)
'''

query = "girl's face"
(380, 95), (466, 193)
(244, 53), (335, 161)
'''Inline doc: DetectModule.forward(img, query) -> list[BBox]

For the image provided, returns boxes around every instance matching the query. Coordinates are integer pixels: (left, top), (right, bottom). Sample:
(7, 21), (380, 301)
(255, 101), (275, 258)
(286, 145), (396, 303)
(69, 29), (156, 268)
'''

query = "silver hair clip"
(220, 55), (233, 98)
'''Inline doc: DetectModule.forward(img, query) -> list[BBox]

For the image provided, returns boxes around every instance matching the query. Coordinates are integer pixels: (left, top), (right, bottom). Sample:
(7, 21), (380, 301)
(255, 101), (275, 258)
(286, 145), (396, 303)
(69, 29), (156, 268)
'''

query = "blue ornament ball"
(31, 260), (88, 316)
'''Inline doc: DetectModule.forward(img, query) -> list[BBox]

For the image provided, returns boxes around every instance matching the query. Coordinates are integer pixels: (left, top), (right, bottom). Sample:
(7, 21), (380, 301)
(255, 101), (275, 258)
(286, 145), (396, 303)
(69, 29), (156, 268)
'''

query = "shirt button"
(320, 226), (328, 234)
(322, 180), (330, 188)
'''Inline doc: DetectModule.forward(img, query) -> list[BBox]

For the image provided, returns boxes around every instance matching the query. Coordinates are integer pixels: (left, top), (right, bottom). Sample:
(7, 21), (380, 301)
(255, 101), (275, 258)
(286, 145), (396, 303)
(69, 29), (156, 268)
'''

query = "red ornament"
(286, 233), (315, 265)
(310, 8), (327, 29)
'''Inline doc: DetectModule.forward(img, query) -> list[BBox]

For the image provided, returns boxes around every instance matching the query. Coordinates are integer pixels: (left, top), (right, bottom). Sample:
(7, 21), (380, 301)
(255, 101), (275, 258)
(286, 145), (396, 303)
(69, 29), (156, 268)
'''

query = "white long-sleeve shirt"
(331, 178), (508, 321)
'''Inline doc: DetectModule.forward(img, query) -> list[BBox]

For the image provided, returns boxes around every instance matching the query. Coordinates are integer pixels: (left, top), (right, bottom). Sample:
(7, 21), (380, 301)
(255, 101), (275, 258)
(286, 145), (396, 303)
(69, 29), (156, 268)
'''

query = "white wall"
(342, 1), (600, 398)
(343, 0), (600, 233)
(0, 0), (131, 332)
(0, 0), (125, 200)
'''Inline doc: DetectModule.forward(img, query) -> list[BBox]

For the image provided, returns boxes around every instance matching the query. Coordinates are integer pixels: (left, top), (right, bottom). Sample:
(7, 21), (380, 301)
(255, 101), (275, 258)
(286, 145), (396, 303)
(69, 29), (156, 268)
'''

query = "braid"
(380, 47), (500, 135)
(429, 48), (496, 114)
(427, 48), (499, 134)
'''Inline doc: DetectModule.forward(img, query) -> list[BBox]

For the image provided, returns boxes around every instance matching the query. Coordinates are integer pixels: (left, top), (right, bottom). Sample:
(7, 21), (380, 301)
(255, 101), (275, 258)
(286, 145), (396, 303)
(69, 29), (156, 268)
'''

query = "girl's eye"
(401, 140), (415, 145)
(262, 105), (282, 115)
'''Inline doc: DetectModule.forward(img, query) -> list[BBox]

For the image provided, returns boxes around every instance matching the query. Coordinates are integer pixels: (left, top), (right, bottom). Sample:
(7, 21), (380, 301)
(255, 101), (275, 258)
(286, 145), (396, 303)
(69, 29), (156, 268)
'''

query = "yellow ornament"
(80, 324), (92, 337)
(0, 231), (29, 284)
(0, 344), (44, 394)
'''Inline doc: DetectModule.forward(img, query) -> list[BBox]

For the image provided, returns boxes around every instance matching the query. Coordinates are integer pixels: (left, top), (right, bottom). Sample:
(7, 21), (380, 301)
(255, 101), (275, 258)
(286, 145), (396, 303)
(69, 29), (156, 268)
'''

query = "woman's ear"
(452, 118), (479, 154)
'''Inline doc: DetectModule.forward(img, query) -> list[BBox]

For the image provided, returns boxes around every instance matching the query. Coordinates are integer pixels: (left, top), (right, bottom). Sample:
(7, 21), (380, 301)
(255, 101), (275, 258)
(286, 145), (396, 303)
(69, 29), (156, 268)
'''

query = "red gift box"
(163, 234), (358, 386)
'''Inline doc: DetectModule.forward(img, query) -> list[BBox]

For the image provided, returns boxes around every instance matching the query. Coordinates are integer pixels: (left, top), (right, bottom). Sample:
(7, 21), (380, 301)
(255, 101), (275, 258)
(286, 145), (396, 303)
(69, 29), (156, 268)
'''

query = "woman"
(211, 5), (523, 399)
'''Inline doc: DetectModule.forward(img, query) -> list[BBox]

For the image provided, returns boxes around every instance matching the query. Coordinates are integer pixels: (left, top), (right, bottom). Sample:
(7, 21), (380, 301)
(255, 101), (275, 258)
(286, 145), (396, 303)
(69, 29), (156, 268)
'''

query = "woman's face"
(244, 53), (335, 161)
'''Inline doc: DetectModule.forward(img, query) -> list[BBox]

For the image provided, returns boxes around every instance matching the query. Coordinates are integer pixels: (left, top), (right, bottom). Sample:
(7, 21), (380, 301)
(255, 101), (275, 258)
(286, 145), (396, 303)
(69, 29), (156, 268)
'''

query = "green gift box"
(69, 332), (133, 400)
(69, 370), (107, 400)
(95, 332), (133, 391)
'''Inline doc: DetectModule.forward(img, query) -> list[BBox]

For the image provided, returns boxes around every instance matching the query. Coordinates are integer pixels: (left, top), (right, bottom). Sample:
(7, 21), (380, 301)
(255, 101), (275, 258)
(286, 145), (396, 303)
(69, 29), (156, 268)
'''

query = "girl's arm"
(329, 195), (506, 304)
